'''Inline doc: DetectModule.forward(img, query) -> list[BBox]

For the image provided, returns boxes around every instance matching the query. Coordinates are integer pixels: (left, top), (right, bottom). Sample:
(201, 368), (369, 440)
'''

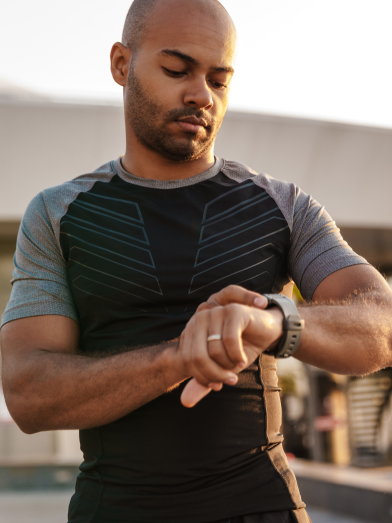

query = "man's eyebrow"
(211, 65), (234, 74)
(159, 49), (199, 66)
(159, 49), (234, 74)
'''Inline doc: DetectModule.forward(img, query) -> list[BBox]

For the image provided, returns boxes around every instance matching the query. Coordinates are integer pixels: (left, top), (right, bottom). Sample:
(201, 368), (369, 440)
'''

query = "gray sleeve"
(288, 188), (368, 300)
(251, 173), (369, 301)
(1, 192), (78, 327)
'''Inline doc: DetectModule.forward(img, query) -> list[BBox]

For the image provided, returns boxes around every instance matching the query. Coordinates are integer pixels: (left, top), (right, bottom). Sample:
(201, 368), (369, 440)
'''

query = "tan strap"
(291, 508), (312, 523)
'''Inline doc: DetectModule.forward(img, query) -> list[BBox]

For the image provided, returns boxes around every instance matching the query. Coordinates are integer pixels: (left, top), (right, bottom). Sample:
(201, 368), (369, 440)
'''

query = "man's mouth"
(176, 116), (207, 134)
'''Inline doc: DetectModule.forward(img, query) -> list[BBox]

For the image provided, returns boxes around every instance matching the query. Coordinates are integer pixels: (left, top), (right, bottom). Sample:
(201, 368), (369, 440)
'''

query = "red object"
(314, 416), (345, 432)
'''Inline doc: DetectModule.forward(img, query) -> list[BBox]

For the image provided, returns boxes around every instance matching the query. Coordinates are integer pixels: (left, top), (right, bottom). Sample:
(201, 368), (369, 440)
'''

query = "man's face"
(124, 0), (236, 162)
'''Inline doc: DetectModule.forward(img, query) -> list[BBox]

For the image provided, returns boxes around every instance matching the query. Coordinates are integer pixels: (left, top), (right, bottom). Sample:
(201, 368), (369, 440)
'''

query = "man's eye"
(210, 81), (227, 90)
(163, 68), (185, 78)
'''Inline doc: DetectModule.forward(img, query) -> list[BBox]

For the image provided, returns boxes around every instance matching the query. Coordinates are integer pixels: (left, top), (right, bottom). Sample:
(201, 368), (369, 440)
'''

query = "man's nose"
(183, 77), (213, 110)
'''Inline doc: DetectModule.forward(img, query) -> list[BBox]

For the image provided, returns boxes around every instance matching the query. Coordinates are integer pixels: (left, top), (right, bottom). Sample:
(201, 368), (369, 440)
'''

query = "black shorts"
(211, 508), (311, 523)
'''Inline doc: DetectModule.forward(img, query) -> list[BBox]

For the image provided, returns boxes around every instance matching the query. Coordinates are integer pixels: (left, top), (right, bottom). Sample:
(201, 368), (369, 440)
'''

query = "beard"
(125, 65), (224, 162)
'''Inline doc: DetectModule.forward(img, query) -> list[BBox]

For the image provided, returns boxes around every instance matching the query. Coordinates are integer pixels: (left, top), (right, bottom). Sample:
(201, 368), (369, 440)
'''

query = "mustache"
(166, 108), (215, 127)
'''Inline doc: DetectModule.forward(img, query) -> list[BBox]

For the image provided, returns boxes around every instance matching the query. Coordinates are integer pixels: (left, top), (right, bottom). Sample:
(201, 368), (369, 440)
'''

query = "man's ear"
(110, 42), (132, 87)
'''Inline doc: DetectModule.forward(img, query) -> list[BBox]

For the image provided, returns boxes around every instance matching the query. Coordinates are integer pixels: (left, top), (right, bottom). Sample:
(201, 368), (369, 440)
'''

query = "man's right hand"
(175, 283), (294, 407)
(174, 292), (284, 408)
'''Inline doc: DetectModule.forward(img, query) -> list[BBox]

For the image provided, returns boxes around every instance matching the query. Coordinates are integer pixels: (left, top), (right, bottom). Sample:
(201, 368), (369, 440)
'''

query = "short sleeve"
(219, 163), (369, 302)
(288, 189), (369, 301)
(1, 192), (78, 327)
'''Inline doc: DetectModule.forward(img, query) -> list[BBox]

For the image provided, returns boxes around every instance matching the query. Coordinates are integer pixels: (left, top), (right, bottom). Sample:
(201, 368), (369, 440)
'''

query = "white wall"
(215, 111), (392, 228)
(0, 100), (125, 220)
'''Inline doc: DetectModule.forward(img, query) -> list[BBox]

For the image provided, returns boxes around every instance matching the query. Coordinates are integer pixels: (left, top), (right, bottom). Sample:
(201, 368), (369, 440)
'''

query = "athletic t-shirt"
(2, 157), (367, 523)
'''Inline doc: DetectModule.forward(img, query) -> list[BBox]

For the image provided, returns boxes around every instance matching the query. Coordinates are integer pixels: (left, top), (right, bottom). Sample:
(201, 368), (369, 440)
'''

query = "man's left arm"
(185, 265), (392, 378)
(179, 266), (392, 407)
(295, 263), (392, 375)
(179, 183), (392, 405)
(277, 185), (392, 374)
(192, 186), (392, 376)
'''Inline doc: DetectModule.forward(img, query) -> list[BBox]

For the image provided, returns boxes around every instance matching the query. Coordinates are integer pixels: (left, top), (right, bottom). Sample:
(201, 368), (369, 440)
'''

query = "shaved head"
(122, 0), (158, 53)
(122, 0), (235, 54)
(113, 0), (237, 165)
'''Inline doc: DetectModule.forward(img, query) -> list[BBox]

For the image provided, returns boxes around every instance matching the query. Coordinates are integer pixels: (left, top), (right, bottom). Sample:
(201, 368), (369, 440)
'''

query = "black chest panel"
(60, 172), (290, 353)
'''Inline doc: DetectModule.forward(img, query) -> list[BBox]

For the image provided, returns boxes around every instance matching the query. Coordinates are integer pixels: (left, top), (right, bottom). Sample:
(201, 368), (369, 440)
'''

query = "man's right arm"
(0, 315), (183, 433)
(1, 190), (247, 434)
(1, 313), (241, 434)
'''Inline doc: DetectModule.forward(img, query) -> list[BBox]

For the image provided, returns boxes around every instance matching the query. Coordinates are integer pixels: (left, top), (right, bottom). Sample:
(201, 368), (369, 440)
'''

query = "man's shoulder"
(22, 160), (118, 228)
(221, 159), (297, 192)
(220, 159), (258, 181)
(40, 159), (116, 201)
(221, 159), (302, 227)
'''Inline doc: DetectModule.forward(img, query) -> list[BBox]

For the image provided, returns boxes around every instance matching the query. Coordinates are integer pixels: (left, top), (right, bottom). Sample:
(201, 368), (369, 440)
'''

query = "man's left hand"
(196, 284), (269, 312)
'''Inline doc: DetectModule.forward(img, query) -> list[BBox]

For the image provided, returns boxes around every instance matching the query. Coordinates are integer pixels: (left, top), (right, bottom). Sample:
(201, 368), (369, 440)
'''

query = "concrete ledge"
(291, 459), (392, 523)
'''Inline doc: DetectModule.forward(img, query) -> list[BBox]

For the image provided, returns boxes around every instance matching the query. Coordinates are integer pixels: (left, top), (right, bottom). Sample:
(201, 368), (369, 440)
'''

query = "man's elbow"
(362, 338), (392, 376)
(3, 365), (51, 434)
(16, 419), (40, 436)
(4, 390), (44, 434)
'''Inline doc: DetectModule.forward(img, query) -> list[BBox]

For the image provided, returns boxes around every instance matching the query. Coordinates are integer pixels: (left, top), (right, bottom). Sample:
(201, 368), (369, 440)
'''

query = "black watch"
(263, 294), (304, 358)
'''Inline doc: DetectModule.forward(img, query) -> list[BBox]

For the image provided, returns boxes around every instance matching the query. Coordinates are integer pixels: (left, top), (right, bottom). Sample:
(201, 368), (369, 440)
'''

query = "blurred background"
(1, 1), (392, 522)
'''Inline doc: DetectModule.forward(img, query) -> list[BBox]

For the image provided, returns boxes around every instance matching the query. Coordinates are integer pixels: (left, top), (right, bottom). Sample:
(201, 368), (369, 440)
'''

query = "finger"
(207, 285), (268, 309)
(207, 307), (237, 369)
(196, 302), (214, 313)
(180, 379), (224, 409)
(190, 346), (238, 387)
(254, 286), (294, 307)
(208, 339), (235, 370)
(190, 312), (238, 386)
(179, 317), (196, 375)
(208, 382), (223, 391)
(181, 378), (211, 408)
(221, 304), (248, 367)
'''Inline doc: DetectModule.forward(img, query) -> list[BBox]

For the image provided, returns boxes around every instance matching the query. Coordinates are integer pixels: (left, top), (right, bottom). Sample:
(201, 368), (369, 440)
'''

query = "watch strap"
(263, 294), (304, 358)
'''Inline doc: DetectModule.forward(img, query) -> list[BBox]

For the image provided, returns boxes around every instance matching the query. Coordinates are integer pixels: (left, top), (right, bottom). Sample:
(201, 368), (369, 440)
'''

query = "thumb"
(253, 296), (268, 309)
(207, 286), (268, 308)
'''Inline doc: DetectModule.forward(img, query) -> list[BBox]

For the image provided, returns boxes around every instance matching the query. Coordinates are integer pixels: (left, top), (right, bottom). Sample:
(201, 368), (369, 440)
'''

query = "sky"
(1, 0), (392, 128)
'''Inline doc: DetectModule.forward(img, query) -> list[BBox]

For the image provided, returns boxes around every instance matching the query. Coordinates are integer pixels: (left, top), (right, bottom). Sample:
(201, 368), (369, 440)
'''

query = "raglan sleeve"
(288, 188), (369, 301)
(1, 192), (79, 327)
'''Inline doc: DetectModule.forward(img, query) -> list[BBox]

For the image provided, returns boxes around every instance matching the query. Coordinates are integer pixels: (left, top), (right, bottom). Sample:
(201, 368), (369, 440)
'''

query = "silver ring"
(207, 334), (222, 342)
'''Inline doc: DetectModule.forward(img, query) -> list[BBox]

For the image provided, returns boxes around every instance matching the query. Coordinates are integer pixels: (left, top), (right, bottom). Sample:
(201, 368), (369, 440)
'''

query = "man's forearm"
(4, 342), (185, 433)
(295, 293), (392, 375)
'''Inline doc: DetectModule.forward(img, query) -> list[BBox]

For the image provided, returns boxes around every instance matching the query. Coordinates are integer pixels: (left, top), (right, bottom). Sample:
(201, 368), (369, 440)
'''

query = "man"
(1, 0), (392, 522)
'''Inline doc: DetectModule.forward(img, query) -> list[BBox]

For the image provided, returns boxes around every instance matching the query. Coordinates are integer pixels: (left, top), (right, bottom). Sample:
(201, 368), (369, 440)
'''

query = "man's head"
(111, 0), (236, 163)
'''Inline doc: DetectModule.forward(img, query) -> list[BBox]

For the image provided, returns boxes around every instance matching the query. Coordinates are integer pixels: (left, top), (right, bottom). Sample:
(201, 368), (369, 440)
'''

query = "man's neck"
(121, 138), (215, 182)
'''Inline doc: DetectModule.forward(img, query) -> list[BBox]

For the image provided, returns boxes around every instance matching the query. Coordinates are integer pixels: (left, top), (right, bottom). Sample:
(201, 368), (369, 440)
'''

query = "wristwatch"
(263, 294), (305, 358)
